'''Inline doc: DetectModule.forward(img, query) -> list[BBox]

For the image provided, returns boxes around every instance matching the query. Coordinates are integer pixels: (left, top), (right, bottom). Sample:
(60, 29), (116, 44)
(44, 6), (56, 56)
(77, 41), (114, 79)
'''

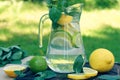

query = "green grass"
(83, 26), (120, 62)
(0, 1), (120, 62)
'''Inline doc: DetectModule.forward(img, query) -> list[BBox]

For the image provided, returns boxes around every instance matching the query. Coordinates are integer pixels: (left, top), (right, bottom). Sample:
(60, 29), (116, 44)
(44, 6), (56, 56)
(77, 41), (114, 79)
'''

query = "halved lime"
(72, 32), (82, 48)
(51, 30), (73, 50)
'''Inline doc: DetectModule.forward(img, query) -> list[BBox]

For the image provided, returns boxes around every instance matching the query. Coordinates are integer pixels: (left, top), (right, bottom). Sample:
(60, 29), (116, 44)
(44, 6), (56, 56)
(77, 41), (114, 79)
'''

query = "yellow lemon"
(3, 65), (26, 78)
(67, 67), (98, 80)
(89, 48), (115, 72)
(57, 14), (73, 25)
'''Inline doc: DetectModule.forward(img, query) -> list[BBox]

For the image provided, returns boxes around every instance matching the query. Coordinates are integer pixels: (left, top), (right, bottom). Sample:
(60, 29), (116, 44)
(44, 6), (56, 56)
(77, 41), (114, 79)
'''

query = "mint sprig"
(46, 0), (84, 29)
(0, 45), (27, 67)
(49, 6), (61, 23)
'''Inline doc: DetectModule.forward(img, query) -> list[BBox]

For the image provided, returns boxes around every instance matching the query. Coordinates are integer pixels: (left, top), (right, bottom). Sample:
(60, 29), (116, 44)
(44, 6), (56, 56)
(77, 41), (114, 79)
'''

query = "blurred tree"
(95, 0), (118, 9)
(84, 0), (118, 10)
(23, 0), (44, 3)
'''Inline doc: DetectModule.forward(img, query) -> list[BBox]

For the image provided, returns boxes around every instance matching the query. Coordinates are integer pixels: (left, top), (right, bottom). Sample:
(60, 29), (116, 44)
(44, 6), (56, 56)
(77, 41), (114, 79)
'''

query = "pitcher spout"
(66, 3), (83, 22)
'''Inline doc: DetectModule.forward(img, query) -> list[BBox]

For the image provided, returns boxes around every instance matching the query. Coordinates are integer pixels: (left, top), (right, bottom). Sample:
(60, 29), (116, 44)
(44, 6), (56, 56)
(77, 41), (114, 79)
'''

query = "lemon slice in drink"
(72, 32), (82, 48)
(51, 30), (73, 50)
(57, 14), (73, 25)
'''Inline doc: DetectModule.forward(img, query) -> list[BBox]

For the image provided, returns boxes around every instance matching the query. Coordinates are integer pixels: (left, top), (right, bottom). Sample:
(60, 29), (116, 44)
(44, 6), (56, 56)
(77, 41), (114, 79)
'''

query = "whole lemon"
(29, 56), (48, 73)
(89, 48), (115, 72)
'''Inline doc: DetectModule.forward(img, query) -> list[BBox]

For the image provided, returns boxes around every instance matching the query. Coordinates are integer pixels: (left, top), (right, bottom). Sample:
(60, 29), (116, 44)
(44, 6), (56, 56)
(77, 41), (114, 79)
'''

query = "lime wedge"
(72, 32), (82, 48)
(51, 30), (73, 50)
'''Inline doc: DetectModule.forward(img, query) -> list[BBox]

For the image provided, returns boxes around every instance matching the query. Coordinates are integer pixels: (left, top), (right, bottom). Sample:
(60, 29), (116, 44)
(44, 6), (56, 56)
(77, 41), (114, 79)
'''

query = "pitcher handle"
(38, 14), (49, 48)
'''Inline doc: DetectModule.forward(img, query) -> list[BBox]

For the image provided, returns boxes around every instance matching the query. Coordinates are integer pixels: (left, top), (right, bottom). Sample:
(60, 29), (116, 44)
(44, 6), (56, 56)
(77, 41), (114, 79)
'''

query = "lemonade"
(46, 22), (85, 73)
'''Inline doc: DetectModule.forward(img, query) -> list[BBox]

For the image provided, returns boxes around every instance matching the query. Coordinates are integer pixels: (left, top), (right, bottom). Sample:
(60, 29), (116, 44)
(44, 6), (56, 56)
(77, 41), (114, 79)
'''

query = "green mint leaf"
(6, 52), (12, 59)
(52, 22), (59, 29)
(0, 47), (10, 52)
(22, 50), (28, 58)
(10, 45), (21, 53)
(36, 72), (42, 76)
(42, 70), (56, 79)
(2, 54), (7, 60)
(0, 49), (3, 56)
(14, 70), (26, 77)
(0, 63), (5, 67)
(10, 45), (21, 49)
(73, 55), (84, 73)
(11, 60), (21, 64)
(57, 0), (68, 12)
(98, 75), (120, 80)
(49, 6), (61, 23)
(14, 70), (22, 75)
(57, 74), (67, 79)
(11, 51), (23, 60)
(2, 60), (9, 65)
(67, 0), (84, 6)
(34, 77), (45, 80)
(36, 70), (56, 79)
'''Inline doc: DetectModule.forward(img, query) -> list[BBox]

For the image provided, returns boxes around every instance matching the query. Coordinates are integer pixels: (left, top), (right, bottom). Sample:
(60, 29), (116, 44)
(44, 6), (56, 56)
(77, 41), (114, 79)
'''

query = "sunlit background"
(0, 0), (120, 62)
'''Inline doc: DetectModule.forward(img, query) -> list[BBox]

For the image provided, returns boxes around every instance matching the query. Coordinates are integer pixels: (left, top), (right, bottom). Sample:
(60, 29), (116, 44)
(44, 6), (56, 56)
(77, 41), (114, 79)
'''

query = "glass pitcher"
(39, 3), (86, 73)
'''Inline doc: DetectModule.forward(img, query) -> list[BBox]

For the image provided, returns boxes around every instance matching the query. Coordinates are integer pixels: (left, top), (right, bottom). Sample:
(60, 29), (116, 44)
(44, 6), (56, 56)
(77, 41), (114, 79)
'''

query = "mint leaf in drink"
(73, 55), (84, 73)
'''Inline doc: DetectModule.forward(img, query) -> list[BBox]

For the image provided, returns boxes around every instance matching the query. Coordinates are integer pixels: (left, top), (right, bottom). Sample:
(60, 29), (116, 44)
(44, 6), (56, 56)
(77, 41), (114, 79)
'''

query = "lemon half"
(3, 65), (26, 78)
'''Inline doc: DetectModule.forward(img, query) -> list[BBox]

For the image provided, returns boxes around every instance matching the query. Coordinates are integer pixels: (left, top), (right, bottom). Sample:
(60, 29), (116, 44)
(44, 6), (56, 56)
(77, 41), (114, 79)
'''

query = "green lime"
(72, 32), (82, 48)
(29, 56), (47, 73)
(51, 30), (73, 49)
